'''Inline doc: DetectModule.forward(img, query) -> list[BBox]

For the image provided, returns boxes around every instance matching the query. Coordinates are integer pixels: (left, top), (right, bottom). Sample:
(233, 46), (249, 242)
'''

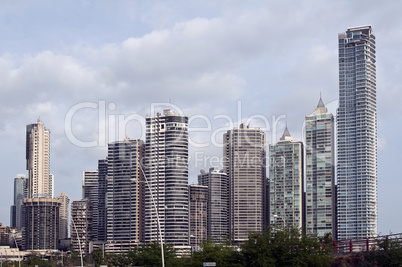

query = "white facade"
(337, 25), (377, 240)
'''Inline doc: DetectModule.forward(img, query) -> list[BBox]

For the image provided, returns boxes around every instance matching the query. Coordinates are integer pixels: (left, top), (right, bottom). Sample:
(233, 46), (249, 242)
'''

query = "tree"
(127, 242), (180, 267)
(241, 227), (333, 267)
(188, 238), (242, 267)
(93, 247), (104, 267)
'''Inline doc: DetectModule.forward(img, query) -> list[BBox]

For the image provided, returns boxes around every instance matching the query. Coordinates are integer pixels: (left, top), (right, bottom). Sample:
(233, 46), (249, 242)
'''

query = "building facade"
(10, 174), (27, 229)
(337, 25), (377, 240)
(145, 109), (189, 245)
(57, 192), (70, 240)
(269, 128), (304, 231)
(106, 138), (144, 252)
(305, 97), (335, 237)
(26, 119), (52, 198)
(224, 124), (266, 243)
(189, 185), (208, 246)
(71, 199), (93, 255)
(97, 159), (108, 242)
(83, 171), (99, 241)
(198, 168), (229, 242)
(23, 198), (61, 250)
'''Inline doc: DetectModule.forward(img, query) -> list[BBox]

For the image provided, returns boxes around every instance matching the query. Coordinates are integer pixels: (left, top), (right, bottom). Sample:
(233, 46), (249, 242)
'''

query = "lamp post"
(10, 230), (20, 267)
(131, 163), (165, 267)
(71, 217), (84, 267)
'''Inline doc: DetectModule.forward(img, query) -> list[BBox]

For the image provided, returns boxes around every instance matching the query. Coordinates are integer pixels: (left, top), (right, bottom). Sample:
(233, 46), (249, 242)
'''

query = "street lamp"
(71, 217), (84, 267)
(10, 230), (20, 267)
(131, 162), (165, 267)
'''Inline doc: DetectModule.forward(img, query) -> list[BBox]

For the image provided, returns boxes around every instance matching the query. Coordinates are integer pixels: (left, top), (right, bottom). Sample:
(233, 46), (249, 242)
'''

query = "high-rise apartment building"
(26, 119), (51, 198)
(106, 138), (144, 252)
(97, 159), (108, 242)
(269, 128), (304, 231)
(198, 168), (229, 242)
(10, 174), (27, 229)
(71, 199), (93, 255)
(224, 124), (266, 243)
(337, 25), (377, 240)
(305, 97), (335, 237)
(23, 198), (61, 250)
(189, 185), (208, 247)
(57, 192), (70, 240)
(145, 109), (189, 245)
(83, 171), (99, 240)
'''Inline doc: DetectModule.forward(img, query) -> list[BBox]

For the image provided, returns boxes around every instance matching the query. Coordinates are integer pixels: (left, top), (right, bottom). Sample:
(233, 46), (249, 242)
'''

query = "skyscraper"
(145, 109), (189, 245)
(83, 170), (99, 240)
(23, 198), (61, 250)
(26, 119), (51, 198)
(97, 159), (108, 242)
(188, 185), (208, 247)
(269, 128), (304, 231)
(10, 174), (27, 229)
(337, 25), (377, 240)
(224, 124), (266, 243)
(106, 138), (144, 252)
(305, 97), (335, 237)
(198, 168), (229, 242)
(57, 192), (70, 240)
(71, 199), (93, 255)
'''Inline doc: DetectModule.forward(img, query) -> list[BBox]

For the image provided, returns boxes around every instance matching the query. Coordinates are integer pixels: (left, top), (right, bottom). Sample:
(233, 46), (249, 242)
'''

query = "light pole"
(71, 217), (84, 267)
(10, 230), (20, 267)
(131, 162), (165, 267)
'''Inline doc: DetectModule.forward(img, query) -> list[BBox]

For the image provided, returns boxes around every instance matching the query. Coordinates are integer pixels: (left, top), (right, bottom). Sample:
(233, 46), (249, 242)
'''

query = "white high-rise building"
(57, 192), (70, 240)
(145, 109), (189, 245)
(26, 119), (51, 198)
(337, 25), (377, 240)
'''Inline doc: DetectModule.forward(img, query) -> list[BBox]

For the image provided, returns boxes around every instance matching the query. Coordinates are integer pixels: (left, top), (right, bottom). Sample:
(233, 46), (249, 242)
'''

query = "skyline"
(0, 1), (401, 236)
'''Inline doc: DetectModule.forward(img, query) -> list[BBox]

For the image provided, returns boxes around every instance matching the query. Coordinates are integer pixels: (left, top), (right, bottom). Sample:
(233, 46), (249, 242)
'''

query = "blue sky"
(0, 0), (401, 235)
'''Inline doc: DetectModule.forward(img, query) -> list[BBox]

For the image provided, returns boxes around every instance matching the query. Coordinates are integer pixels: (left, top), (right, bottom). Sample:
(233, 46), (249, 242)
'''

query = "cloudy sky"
(1, 0), (401, 235)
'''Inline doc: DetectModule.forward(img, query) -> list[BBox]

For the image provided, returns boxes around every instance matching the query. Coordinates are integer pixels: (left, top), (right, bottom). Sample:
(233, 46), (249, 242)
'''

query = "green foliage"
(359, 235), (402, 266)
(126, 241), (179, 267)
(188, 238), (242, 267)
(241, 227), (333, 267)
(93, 247), (104, 267)
(22, 255), (55, 267)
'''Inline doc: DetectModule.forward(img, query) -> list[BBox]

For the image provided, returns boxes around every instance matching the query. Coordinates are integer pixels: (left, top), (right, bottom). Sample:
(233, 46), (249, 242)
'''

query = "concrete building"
(97, 159), (108, 242)
(305, 97), (335, 237)
(145, 109), (189, 246)
(10, 174), (27, 229)
(26, 119), (51, 198)
(198, 168), (229, 242)
(57, 192), (70, 240)
(23, 197), (61, 250)
(189, 185), (208, 246)
(337, 25), (377, 240)
(224, 124), (266, 243)
(269, 127), (304, 231)
(71, 199), (92, 255)
(83, 171), (99, 241)
(106, 138), (144, 252)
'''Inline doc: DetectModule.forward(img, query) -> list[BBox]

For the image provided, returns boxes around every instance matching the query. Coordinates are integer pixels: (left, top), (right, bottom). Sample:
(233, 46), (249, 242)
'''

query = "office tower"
(23, 198), (61, 250)
(189, 185), (208, 246)
(337, 26), (377, 240)
(10, 174), (27, 229)
(145, 109), (189, 245)
(269, 128), (304, 231)
(305, 97), (335, 237)
(106, 138), (144, 252)
(198, 168), (229, 242)
(224, 123), (266, 243)
(83, 171), (99, 240)
(26, 119), (51, 198)
(57, 192), (70, 240)
(97, 159), (108, 242)
(71, 199), (93, 255)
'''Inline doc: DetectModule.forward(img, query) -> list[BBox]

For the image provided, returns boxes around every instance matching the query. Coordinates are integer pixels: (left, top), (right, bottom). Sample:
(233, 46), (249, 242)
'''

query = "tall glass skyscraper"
(337, 25), (377, 240)
(305, 97), (335, 238)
